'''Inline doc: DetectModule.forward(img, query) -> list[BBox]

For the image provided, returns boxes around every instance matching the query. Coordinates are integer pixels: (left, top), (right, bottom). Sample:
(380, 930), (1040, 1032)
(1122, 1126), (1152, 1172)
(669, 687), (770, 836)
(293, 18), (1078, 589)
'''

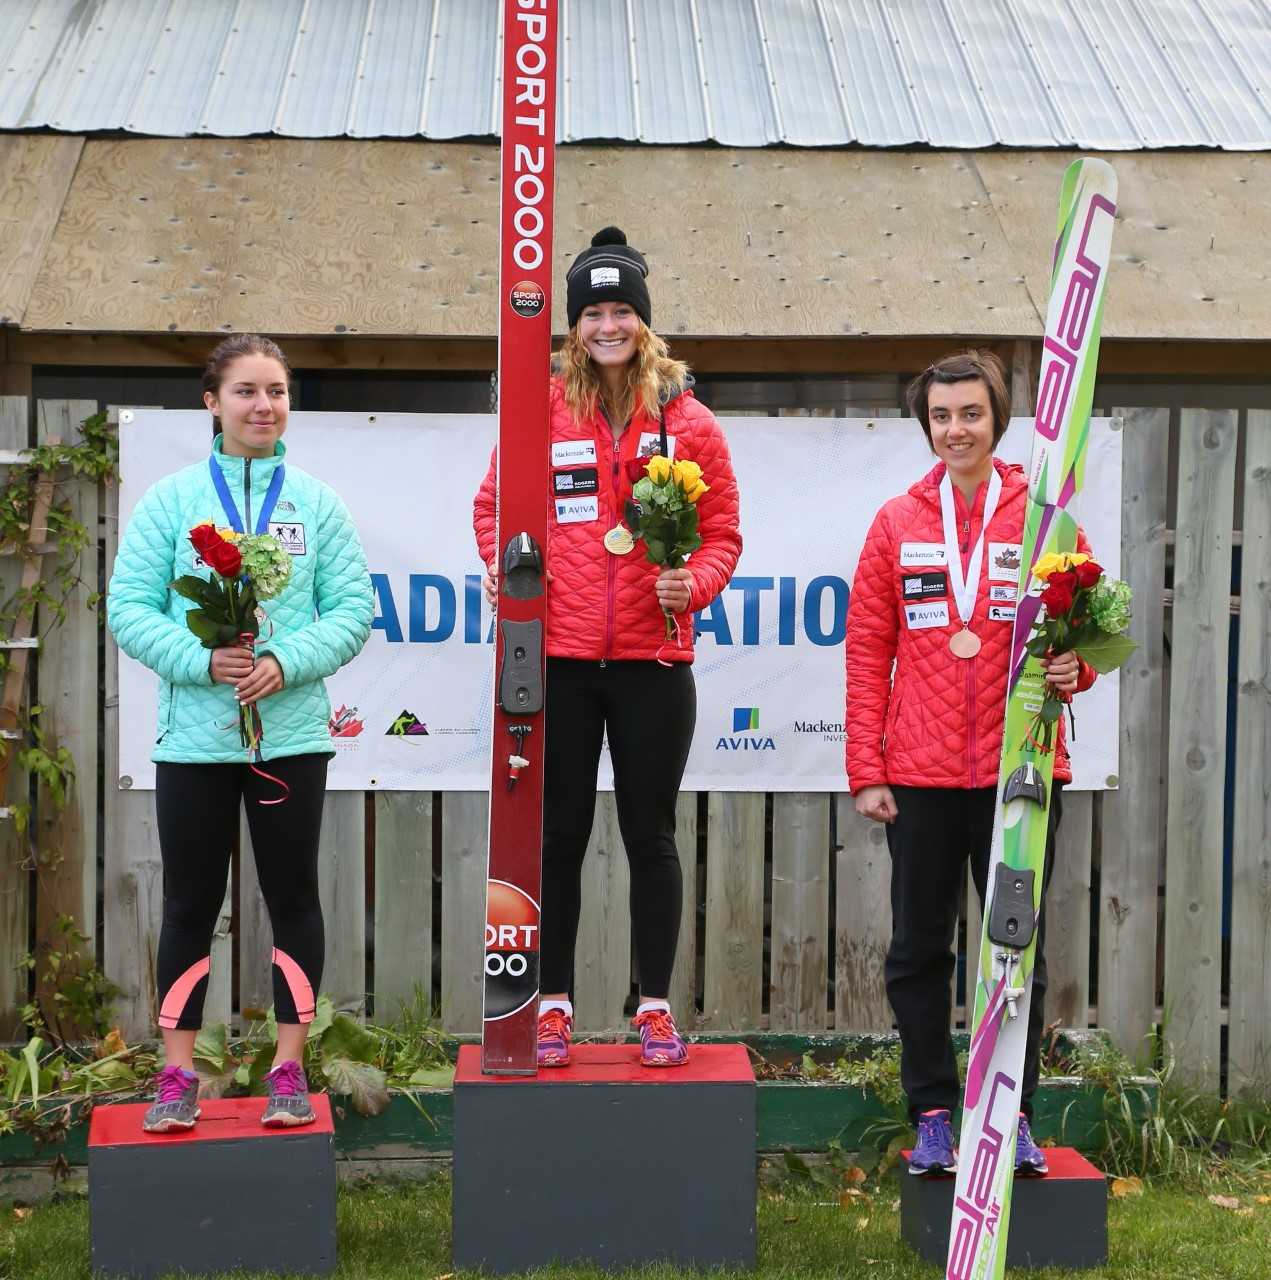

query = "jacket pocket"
(156, 683), (175, 744)
(884, 677), (906, 747)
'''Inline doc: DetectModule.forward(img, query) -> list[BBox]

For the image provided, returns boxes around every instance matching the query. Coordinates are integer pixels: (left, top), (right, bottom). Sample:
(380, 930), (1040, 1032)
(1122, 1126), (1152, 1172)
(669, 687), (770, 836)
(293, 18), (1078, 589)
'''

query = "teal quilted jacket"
(107, 438), (374, 764)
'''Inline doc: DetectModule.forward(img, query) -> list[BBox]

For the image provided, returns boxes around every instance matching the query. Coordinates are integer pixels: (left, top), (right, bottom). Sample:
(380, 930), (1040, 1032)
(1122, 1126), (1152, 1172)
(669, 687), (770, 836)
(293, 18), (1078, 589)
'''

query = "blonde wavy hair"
(556, 320), (688, 427)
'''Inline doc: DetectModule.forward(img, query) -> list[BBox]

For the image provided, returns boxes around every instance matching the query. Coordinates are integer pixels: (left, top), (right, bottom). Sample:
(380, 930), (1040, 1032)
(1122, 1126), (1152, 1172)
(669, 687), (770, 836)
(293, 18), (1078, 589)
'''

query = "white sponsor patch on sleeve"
(554, 496), (599, 524)
(987, 542), (1023, 581)
(903, 600), (951, 630)
(989, 584), (1017, 603)
(899, 542), (948, 567)
(552, 440), (597, 466)
(988, 604), (1016, 622)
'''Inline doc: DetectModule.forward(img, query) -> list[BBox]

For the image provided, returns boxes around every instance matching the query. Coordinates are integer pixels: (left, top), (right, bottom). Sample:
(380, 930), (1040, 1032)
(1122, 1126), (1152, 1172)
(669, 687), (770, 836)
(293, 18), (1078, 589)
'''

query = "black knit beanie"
(565, 227), (651, 328)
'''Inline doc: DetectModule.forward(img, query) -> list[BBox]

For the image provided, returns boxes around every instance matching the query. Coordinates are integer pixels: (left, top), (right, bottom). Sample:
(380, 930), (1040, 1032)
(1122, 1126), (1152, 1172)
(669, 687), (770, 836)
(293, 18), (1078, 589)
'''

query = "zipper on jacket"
(966, 657), (978, 789)
(244, 457), (253, 532)
(603, 431), (620, 661)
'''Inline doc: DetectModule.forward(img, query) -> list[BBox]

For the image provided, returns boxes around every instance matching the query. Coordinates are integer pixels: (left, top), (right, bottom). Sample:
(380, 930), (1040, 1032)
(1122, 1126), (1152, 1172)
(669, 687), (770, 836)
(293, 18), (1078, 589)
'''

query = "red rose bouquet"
(1022, 551), (1136, 753)
(171, 522), (291, 755)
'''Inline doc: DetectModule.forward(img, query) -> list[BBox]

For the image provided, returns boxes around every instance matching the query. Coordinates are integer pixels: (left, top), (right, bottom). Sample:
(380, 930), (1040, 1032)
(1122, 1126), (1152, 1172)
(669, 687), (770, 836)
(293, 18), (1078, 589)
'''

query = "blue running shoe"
(908, 1108), (957, 1175)
(1015, 1113), (1048, 1176)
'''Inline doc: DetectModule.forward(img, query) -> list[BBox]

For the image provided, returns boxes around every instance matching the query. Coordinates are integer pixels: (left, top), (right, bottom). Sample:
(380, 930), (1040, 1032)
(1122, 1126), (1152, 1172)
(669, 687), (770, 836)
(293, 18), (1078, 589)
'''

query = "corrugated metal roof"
(0, 0), (1267, 148)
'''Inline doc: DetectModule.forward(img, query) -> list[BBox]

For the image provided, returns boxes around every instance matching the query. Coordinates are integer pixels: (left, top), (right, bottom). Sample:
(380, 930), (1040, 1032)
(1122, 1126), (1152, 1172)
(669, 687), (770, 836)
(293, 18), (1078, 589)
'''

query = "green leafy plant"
(22, 916), (120, 1044)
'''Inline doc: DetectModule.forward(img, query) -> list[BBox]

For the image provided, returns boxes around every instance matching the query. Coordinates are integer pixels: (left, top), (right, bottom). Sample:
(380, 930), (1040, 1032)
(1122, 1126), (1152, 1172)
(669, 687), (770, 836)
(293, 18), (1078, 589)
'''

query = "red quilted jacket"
(474, 378), (742, 663)
(845, 457), (1095, 792)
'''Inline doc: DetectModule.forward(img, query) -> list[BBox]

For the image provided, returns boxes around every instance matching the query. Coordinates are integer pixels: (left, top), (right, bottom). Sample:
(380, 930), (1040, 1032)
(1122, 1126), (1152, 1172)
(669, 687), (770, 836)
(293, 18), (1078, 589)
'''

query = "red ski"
(481, 0), (558, 1074)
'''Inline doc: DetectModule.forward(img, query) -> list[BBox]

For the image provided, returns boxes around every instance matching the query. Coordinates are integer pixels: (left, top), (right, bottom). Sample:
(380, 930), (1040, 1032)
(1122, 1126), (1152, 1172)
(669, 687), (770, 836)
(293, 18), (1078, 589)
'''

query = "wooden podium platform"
(452, 1042), (756, 1273)
(88, 1095), (337, 1279)
(900, 1146), (1108, 1269)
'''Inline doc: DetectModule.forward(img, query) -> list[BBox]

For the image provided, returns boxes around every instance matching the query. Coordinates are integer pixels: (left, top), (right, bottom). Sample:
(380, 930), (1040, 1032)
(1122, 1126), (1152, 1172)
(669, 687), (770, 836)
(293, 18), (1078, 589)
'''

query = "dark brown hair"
(905, 349), (1010, 446)
(202, 333), (291, 429)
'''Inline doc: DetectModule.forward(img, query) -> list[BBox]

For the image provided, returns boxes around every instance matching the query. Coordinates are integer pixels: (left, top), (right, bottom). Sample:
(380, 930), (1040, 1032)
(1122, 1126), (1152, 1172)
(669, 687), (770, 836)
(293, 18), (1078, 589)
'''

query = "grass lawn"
(1, 1173), (1267, 1280)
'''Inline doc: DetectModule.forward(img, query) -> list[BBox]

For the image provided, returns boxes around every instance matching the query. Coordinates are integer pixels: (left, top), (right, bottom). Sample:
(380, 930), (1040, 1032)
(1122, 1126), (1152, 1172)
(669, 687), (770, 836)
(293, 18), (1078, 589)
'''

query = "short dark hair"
(202, 333), (291, 430)
(906, 349), (1011, 446)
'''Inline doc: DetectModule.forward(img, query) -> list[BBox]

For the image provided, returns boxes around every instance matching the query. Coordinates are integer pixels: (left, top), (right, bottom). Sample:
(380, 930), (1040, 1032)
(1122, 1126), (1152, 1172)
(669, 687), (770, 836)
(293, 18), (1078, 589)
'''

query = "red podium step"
(900, 1146), (1107, 1269)
(89, 1094), (336, 1279)
(453, 1042), (756, 1273)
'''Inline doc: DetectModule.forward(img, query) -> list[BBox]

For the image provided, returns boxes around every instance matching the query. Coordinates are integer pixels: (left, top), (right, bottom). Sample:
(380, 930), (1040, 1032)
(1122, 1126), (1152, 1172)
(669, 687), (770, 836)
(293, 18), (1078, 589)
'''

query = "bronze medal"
(604, 524), (635, 556)
(948, 627), (981, 659)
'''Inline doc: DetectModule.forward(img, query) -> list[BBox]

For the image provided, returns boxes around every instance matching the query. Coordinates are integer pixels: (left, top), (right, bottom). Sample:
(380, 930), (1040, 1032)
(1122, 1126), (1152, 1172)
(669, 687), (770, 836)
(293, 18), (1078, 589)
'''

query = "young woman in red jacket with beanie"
(475, 227), (742, 1067)
(845, 350), (1094, 1177)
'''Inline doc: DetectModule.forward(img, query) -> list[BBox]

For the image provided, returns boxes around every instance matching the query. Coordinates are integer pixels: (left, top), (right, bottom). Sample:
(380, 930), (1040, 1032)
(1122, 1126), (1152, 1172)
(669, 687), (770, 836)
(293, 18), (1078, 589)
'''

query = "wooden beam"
(1163, 410), (1238, 1089)
(0, 136), (84, 326)
(11, 330), (1271, 379)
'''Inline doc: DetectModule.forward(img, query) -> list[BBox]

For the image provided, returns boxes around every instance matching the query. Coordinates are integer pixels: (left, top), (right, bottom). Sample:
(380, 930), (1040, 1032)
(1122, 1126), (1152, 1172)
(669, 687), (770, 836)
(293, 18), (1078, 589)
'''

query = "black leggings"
(540, 658), (696, 999)
(155, 754), (329, 1030)
(883, 784), (1063, 1121)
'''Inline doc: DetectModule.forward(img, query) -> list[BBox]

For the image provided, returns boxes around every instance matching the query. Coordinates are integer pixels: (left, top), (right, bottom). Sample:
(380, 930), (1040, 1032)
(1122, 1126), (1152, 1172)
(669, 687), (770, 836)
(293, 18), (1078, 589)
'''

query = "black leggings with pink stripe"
(155, 755), (328, 1030)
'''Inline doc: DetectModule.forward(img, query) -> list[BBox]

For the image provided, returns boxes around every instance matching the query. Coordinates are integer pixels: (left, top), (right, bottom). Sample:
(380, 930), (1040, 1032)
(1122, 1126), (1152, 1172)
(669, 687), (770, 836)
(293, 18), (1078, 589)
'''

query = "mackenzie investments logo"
(718, 707), (774, 752)
(794, 717), (845, 743)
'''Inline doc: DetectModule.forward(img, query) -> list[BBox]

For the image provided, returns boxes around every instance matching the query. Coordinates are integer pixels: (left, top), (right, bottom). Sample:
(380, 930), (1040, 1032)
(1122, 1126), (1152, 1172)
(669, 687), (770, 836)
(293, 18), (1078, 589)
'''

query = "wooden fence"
(0, 397), (1266, 1095)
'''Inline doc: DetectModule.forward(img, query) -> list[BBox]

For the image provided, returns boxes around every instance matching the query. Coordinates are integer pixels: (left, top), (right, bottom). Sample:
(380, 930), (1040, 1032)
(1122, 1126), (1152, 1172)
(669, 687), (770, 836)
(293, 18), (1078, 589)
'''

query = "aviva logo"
(719, 706), (774, 752)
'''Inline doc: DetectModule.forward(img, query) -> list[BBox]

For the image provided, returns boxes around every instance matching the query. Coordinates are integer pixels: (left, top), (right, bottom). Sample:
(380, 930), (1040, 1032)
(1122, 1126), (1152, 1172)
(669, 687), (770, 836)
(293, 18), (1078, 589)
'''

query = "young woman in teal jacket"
(107, 334), (373, 1132)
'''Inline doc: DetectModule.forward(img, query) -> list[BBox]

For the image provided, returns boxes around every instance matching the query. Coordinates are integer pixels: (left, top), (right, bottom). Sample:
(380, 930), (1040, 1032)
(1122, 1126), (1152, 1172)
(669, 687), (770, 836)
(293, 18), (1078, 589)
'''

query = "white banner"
(117, 411), (1122, 792)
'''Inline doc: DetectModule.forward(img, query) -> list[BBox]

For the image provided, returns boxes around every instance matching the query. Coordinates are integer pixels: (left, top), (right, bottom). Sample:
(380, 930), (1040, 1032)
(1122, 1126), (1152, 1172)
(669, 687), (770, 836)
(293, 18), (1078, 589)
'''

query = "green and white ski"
(945, 157), (1117, 1280)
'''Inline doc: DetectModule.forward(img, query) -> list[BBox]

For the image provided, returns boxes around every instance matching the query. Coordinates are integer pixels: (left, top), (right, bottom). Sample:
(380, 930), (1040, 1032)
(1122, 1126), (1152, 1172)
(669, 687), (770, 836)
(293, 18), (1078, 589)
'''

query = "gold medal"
(603, 524), (635, 556)
(949, 627), (981, 659)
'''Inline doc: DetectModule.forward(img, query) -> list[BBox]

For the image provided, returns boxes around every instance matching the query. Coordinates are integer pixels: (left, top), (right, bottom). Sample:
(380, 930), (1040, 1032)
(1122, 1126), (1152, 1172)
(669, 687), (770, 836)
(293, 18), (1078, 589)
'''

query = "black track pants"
(154, 754), (329, 1030)
(883, 784), (1063, 1121)
(539, 658), (696, 999)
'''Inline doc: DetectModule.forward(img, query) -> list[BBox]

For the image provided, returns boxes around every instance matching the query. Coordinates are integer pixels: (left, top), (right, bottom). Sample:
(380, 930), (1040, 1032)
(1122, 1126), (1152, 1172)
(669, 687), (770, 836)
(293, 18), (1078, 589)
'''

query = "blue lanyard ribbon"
(208, 456), (286, 535)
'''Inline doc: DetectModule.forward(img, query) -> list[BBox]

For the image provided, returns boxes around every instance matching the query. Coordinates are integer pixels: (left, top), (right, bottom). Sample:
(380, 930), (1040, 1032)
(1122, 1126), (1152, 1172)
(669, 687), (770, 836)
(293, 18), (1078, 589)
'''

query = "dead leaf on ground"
(13, 1207), (31, 1220)
(843, 1165), (868, 1185)
(890, 1197), (900, 1211)
(1253, 1195), (1271, 1205)
(856, 1217), (870, 1232)
(1111, 1176), (1144, 1198)
(783, 1215), (800, 1224)
(838, 1188), (866, 1205)
(1207, 1194), (1241, 1210)
(96, 1029), (128, 1059)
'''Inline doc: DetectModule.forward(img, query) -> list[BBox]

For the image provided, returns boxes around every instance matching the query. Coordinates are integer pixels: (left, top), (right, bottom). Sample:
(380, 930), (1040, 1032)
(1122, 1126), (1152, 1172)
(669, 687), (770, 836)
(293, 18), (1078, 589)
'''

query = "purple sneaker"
(537, 1008), (572, 1067)
(909, 1109), (957, 1175)
(634, 1008), (688, 1067)
(1015, 1113), (1049, 1176)
(261, 1060), (315, 1127)
(142, 1065), (200, 1133)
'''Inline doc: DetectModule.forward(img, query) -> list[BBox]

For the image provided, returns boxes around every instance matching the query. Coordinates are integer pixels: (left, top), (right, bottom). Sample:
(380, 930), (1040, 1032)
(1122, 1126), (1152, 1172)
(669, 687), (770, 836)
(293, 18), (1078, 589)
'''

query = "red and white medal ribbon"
(939, 464), (1001, 659)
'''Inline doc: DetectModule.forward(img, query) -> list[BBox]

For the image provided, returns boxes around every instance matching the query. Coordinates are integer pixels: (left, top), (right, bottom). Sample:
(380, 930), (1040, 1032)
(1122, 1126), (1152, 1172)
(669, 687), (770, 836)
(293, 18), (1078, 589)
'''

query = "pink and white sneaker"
(633, 1007), (688, 1067)
(537, 1007), (572, 1067)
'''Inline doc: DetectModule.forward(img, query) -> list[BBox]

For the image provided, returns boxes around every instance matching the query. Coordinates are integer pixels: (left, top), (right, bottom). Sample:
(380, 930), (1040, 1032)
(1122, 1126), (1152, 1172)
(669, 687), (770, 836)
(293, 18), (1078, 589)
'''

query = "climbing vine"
(0, 410), (121, 1043)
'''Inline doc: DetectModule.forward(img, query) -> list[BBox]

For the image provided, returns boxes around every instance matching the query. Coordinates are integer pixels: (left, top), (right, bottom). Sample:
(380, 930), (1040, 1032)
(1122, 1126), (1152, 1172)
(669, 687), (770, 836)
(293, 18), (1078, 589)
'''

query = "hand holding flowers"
(171, 522), (293, 754)
(1022, 550), (1136, 753)
(627, 455), (709, 639)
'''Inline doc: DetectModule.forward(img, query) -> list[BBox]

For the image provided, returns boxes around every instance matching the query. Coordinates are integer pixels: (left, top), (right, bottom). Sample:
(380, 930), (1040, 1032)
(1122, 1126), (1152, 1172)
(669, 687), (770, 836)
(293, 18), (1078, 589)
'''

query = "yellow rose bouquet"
(627, 455), (709, 639)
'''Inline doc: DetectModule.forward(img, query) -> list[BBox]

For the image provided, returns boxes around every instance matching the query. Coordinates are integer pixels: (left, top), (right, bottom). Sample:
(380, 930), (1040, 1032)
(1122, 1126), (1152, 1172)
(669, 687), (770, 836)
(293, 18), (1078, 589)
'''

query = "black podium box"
(89, 1094), (336, 1279)
(453, 1042), (756, 1273)
(900, 1146), (1107, 1269)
